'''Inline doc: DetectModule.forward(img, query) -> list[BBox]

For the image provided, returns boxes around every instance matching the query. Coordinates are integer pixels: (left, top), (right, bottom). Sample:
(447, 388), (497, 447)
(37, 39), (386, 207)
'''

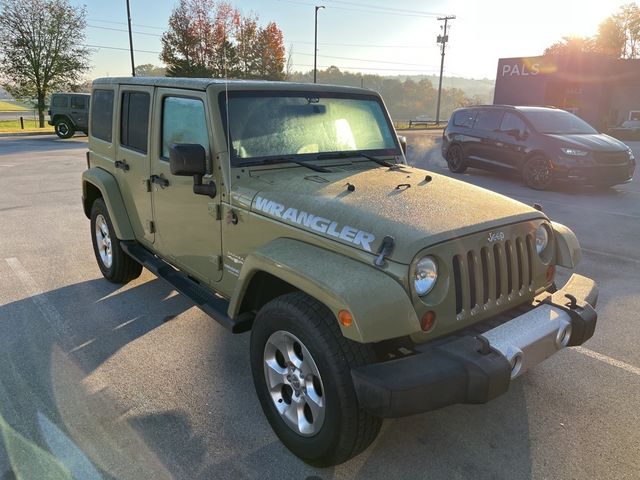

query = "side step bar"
(121, 241), (252, 333)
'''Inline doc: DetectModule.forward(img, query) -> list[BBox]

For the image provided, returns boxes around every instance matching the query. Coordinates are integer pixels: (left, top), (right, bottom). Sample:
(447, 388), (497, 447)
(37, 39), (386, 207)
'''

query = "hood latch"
(374, 235), (395, 267)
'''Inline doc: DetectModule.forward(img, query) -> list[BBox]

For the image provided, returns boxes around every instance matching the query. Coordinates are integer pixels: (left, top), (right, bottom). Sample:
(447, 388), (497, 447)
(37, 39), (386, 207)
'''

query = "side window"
(91, 89), (114, 142)
(120, 91), (150, 153)
(70, 96), (86, 109)
(499, 112), (527, 134)
(474, 109), (503, 131)
(52, 96), (68, 108)
(453, 110), (476, 128)
(161, 96), (208, 159)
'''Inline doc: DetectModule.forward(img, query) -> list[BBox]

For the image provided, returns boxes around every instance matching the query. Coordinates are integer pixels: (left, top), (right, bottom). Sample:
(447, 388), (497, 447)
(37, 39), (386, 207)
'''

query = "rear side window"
(120, 92), (150, 153)
(52, 96), (68, 108)
(161, 97), (208, 159)
(453, 110), (476, 128)
(70, 96), (86, 109)
(474, 109), (503, 131)
(91, 89), (114, 142)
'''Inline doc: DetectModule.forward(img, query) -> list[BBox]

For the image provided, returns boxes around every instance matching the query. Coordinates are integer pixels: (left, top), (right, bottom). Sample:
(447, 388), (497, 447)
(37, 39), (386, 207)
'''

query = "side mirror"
(398, 135), (408, 155)
(169, 144), (217, 198)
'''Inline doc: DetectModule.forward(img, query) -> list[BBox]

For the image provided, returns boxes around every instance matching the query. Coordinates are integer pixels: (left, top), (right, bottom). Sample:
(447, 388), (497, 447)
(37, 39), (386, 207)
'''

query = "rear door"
(494, 111), (529, 170)
(467, 108), (505, 168)
(114, 85), (154, 245)
(70, 95), (89, 131)
(149, 88), (223, 284)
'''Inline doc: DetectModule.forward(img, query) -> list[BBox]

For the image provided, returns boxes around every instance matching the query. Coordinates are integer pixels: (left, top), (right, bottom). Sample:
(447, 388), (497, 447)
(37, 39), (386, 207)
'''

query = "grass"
(0, 100), (29, 112)
(0, 119), (54, 133)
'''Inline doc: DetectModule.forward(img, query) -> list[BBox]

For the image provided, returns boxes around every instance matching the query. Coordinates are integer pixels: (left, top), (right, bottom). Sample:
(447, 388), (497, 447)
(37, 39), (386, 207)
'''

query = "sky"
(73, 0), (635, 80)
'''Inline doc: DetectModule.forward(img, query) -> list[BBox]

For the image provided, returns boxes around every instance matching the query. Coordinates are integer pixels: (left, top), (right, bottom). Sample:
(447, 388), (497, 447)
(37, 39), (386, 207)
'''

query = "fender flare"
(82, 167), (135, 240)
(551, 221), (581, 268)
(229, 238), (421, 343)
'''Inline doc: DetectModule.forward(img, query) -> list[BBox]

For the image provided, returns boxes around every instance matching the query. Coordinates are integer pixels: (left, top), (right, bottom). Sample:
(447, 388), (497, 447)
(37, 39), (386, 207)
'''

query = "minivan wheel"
(446, 144), (468, 173)
(523, 155), (553, 190)
(90, 199), (142, 283)
(250, 292), (382, 467)
(54, 118), (75, 139)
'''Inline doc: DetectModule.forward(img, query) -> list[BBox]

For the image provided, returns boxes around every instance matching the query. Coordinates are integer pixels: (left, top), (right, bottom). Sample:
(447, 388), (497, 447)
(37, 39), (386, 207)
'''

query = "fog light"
(421, 311), (436, 331)
(338, 310), (353, 327)
(546, 265), (556, 283)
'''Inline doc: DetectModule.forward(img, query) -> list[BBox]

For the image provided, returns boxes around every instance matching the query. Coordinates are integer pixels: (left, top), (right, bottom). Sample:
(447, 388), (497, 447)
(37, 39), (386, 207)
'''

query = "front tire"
(446, 144), (468, 173)
(523, 155), (553, 190)
(54, 118), (75, 139)
(250, 292), (381, 467)
(90, 199), (142, 283)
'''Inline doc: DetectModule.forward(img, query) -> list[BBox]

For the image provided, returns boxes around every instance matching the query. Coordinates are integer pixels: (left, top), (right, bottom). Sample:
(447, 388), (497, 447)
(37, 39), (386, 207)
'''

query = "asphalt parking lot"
(0, 132), (639, 479)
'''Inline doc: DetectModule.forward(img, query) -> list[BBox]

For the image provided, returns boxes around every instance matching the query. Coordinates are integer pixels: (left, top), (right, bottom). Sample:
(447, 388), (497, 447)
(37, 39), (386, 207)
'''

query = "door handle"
(115, 160), (130, 171)
(150, 174), (169, 188)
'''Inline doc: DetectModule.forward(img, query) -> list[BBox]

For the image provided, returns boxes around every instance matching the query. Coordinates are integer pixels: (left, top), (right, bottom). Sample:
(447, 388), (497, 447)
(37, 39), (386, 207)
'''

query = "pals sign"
(501, 63), (540, 76)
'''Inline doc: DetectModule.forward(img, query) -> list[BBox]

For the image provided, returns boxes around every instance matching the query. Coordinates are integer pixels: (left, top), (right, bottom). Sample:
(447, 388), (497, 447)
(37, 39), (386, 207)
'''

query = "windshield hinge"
(147, 220), (155, 234)
(209, 203), (222, 220)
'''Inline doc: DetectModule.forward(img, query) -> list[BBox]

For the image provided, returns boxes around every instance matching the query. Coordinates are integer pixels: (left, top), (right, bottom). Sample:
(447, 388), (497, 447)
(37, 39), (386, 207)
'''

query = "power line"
(290, 40), (431, 49)
(87, 24), (162, 37)
(320, 0), (448, 17)
(275, 0), (447, 18)
(84, 43), (161, 55)
(297, 51), (439, 68)
(88, 18), (165, 31)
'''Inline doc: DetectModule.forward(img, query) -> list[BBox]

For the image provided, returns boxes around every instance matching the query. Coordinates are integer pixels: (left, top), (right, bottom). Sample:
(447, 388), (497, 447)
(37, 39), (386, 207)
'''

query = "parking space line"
(5, 257), (73, 340)
(574, 346), (640, 376)
(507, 194), (640, 220)
(581, 248), (640, 265)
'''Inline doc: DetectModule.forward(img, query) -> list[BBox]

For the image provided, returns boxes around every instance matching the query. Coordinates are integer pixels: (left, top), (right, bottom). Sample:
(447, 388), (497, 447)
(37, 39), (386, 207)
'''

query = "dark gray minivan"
(442, 105), (636, 189)
(48, 92), (90, 138)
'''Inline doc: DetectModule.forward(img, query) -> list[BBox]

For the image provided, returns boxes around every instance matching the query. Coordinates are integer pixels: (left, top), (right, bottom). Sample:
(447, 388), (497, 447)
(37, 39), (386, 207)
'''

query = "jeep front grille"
(452, 234), (535, 318)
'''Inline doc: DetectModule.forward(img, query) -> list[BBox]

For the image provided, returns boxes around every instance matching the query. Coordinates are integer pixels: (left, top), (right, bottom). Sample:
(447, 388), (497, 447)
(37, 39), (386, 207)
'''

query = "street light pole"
(314, 5), (325, 83)
(126, 0), (136, 76)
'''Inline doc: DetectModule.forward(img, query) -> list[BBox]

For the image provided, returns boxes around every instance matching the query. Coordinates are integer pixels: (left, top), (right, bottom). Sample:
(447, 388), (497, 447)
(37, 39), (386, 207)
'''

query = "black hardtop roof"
(92, 77), (375, 95)
(456, 104), (560, 112)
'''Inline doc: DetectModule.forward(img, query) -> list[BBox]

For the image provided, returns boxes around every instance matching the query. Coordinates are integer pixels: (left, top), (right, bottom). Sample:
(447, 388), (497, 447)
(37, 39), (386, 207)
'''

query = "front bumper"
(352, 273), (598, 418)
(553, 163), (635, 185)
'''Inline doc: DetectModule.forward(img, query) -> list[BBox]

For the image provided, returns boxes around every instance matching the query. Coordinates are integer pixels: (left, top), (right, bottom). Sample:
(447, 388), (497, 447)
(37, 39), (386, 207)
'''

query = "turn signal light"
(421, 311), (436, 331)
(546, 265), (556, 283)
(338, 310), (353, 327)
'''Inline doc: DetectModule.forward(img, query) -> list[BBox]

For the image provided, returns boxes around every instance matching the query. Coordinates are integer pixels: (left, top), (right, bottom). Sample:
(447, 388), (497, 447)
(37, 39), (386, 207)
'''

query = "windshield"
(522, 109), (598, 135)
(223, 92), (399, 166)
(622, 120), (640, 128)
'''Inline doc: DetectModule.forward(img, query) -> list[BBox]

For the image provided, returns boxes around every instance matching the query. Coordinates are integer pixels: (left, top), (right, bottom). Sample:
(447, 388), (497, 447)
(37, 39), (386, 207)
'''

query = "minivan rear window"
(453, 110), (476, 128)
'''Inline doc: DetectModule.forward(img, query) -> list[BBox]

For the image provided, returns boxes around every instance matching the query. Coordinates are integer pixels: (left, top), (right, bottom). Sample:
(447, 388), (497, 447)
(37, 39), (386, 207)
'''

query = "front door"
(494, 111), (529, 171)
(114, 85), (154, 245)
(150, 89), (223, 284)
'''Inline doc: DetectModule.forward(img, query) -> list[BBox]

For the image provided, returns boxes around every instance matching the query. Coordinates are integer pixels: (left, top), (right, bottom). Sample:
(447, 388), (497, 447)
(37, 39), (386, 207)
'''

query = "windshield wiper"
(316, 151), (397, 168)
(238, 156), (330, 173)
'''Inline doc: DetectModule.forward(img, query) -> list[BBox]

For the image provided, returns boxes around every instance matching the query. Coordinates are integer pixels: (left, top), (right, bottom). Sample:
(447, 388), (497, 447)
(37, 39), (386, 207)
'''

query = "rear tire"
(54, 118), (75, 139)
(523, 155), (553, 190)
(250, 292), (381, 467)
(90, 198), (142, 284)
(446, 144), (468, 173)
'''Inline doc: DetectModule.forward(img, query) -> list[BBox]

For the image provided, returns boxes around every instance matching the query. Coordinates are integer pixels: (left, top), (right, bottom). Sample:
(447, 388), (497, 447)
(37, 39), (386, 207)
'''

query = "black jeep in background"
(48, 92), (90, 138)
(442, 105), (636, 190)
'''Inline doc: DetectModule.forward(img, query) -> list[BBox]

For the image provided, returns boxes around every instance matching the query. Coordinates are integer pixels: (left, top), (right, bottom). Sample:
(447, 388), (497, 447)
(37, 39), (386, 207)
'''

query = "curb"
(0, 131), (56, 138)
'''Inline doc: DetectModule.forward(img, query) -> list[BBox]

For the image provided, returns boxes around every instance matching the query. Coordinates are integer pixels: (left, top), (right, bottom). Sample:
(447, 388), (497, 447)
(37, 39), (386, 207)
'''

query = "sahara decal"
(254, 196), (376, 252)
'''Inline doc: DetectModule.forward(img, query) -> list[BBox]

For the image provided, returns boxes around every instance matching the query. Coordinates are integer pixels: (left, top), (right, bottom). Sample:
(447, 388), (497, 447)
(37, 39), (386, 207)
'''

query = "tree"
(543, 36), (596, 56)
(598, 3), (640, 59)
(135, 64), (167, 77)
(160, 0), (286, 80)
(0, 0), (90, 127)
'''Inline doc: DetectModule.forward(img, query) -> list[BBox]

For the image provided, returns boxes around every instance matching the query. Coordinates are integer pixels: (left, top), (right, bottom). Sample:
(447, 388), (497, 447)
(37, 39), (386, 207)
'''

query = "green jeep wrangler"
(48, 92), (90, 138)
(82, 77), (598, 466)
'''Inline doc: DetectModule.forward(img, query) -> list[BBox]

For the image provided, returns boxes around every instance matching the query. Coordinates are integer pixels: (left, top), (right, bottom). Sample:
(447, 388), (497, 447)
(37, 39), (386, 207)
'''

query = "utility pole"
(314, 5), (325, 83)
(126, 0), (136, 76)
(435, 15), (455, 124)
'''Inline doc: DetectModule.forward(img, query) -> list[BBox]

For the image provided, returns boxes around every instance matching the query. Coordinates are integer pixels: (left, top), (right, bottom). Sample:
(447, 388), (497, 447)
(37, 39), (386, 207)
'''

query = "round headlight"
(535, 224), (549, 254)
(415, 256), (438, 296)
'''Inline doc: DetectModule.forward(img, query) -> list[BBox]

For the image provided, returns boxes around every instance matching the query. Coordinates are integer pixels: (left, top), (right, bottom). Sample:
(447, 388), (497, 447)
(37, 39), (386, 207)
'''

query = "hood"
(236, 164), (544, 264)
(545, 133), (628, 152)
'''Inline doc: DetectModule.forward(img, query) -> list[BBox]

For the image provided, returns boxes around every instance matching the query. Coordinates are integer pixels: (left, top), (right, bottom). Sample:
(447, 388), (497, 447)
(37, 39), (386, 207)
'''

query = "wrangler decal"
(254, 196), (376, 251)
